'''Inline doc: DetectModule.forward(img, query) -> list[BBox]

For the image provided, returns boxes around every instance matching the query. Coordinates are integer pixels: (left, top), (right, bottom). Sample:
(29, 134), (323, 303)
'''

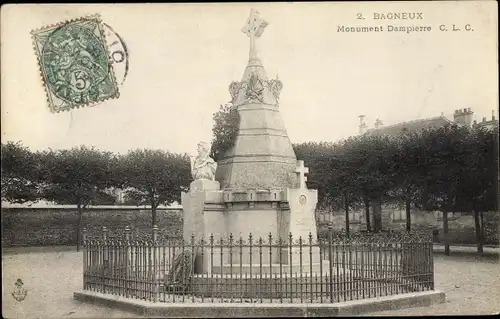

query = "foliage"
(460, 126), (499, 213)
(351, 135), (399, 231)
(209, 103), (241, 162)
(294, 142), (339, 209)
(349, 135), (397, 201)
(295, 123), (498, 240)
(422, 125), (472, 213)
(119, 149), (191, 226)
(38, 146), (120, 206)
(390, 131), (433, 230)
(1, 142), (44, 203)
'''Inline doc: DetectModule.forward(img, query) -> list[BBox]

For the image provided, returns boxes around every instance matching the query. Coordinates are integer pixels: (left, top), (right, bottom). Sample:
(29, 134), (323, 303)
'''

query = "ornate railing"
(81, 226), (434, 303)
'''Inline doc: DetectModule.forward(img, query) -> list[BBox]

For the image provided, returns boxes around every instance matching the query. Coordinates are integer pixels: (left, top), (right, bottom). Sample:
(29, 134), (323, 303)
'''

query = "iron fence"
(82, 226), (434, 304)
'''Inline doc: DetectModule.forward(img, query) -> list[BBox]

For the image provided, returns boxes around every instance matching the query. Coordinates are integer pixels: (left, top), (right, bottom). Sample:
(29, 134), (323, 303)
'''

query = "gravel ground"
(2, 246), (499, 318)
(2, 249), (139, 319)
(373, 247), (500, 316)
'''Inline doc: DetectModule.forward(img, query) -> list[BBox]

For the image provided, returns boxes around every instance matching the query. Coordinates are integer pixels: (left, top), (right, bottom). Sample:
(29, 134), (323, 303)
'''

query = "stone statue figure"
(191, 142), (217, 181)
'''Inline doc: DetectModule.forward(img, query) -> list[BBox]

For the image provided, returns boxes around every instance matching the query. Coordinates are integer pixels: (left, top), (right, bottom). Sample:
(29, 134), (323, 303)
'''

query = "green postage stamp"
(31, 15), (120, 113)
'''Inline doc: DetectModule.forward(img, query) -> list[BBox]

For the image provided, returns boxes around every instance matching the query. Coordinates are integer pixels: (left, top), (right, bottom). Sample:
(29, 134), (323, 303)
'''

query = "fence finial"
(124, 226), (131, 242)
(152, 224), (159, 243)
(82, 227), (88, 245)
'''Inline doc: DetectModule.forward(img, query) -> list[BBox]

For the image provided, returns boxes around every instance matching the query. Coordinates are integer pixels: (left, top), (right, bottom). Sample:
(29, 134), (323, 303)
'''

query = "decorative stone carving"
(267, 76), (283, 105)
(230, 74), (283, 106)
(164, 249), (194, 291)
(299, 195), (307, 205)
(229, 81), (244, 103)
(191, 142), (217, 181)
(245, 73), (265, 102)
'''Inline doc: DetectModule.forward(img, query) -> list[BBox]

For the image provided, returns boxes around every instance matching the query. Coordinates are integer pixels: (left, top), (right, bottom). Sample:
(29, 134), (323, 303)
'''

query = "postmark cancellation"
(31, 15), (120, 113)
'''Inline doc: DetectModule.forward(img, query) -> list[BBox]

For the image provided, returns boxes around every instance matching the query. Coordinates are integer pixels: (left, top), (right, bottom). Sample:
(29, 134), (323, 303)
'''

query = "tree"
(423, 124), (471, 255)
(210, 103), (240, 162)
(119, 149), (191, 226)
(326, 140), (361, 234)
(39, 146), (120, 251)
(457, 126), (499, 252)
(1, 142), (43, 203)
(345, 135), (397, 232)
(390, 131), (428, 231)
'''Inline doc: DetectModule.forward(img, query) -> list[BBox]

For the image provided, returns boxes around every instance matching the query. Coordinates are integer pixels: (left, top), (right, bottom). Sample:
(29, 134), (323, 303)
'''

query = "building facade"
(359, 108), (498, 136)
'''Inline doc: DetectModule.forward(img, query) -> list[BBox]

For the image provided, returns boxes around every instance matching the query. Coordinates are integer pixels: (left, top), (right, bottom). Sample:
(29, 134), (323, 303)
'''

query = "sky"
(1, 2), (498, 156)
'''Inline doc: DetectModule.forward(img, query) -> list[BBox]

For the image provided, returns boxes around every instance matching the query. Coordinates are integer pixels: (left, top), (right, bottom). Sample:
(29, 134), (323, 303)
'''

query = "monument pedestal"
(182, 179), (221, 244)
(181, 176), (323, 277)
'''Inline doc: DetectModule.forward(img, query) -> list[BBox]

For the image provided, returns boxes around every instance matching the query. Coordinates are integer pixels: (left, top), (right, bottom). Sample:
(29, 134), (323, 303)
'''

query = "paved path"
(2, 246), (499, 317)
(2, 250), (139, 319)
(371, 250), (500, 316)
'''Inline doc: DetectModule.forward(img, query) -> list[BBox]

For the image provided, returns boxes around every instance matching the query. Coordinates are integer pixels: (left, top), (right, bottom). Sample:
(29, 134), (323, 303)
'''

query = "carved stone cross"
(241, 9), (268, 62)
(295, 160), (309, 189)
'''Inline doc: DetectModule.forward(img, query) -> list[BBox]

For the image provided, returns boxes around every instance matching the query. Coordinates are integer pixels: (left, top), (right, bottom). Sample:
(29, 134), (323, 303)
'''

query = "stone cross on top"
(296, 160), (309, 189)
(241, 9), (269, 62)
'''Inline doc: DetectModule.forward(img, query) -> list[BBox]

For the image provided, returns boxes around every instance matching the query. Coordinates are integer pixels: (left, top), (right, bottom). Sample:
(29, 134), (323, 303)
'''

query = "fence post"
(328, 224), (334, 303)
(102, 226), (108, 293)
(124, 226), (131, 298)
(152, 225), (159, 302)
(82, 227), (88, 290)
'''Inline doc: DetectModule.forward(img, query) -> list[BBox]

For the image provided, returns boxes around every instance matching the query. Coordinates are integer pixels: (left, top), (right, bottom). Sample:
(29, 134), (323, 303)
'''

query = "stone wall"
(1, 206), (183, 247)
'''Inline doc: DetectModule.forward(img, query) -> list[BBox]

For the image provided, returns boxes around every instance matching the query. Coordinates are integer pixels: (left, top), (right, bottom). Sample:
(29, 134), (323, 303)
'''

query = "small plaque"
(299, 195), (307, 205)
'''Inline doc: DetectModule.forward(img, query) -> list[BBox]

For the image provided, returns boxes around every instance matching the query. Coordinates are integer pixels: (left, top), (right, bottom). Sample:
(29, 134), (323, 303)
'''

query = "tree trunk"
(405, 195), (411, 231)
(443, 210), (450, 256)
(474, 210), (483, 253)
(372, 198), (382, 232)
(443, 193), (456, 256)
(151, 203), (157, 227)
(76, 203), (82, 252)
(364, 197), (371, 231)
(480, 211), (485, 247)
(150, 190), (157, 227)
(344, 202), (350, 235)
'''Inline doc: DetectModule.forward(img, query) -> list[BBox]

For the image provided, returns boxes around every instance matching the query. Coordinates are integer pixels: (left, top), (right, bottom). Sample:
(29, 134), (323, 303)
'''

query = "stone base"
(191, 272), (345, 299)
(74, 290), (446, 317)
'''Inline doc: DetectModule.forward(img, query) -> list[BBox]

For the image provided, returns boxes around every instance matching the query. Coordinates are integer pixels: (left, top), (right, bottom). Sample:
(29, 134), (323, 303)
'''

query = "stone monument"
(182, 9), (322, 277)
(190, 141), (217, 182)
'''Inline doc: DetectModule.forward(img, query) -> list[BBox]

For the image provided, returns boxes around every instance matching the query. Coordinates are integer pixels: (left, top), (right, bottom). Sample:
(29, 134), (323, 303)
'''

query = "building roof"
(473, 119), (499, 130)
(365, 116), (455, 137)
